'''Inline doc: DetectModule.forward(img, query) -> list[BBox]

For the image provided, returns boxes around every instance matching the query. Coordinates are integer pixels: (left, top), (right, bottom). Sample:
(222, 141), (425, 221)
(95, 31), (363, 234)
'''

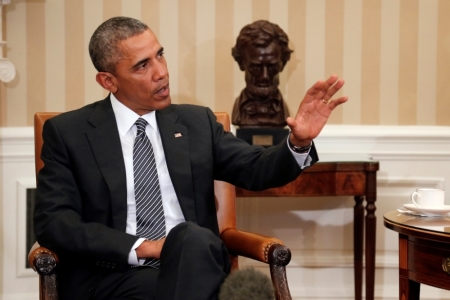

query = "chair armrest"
(28, 243), (59, 275)
(220, 228), (290, 265)
(221, 228), (292, 300)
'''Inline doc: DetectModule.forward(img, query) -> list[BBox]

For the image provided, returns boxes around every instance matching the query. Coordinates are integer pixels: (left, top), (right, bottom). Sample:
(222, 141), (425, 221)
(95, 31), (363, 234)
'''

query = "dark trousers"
(91, 222), (231, 300)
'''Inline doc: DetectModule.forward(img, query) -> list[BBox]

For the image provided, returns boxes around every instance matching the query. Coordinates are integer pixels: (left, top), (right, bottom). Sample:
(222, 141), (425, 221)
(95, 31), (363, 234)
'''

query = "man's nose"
(153, 61), (168, 81)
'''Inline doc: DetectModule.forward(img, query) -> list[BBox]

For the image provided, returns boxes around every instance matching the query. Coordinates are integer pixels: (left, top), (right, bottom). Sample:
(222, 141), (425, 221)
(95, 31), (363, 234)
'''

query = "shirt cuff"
(286, 138), (313, 169)
(128, 237), (147, 265)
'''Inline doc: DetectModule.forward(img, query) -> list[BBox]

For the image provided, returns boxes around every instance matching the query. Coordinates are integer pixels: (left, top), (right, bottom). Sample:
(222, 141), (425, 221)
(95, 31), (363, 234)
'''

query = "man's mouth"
(155, 84), (169, 96)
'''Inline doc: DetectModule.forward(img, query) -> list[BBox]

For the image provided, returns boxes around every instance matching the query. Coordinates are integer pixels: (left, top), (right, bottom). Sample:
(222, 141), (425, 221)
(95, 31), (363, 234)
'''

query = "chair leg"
(268, 244), (292, 300)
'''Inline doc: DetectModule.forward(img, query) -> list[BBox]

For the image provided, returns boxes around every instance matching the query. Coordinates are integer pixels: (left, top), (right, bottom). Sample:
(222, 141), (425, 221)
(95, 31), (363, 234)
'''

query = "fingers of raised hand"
(307, 75), (341, 97)
(321, 77), (345, 102)
(323, 95), (348, 109)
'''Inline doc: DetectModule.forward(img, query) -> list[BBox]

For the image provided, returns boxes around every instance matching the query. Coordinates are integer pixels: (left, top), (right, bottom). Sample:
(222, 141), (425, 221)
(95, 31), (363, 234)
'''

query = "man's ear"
(95, 72), (118, 93)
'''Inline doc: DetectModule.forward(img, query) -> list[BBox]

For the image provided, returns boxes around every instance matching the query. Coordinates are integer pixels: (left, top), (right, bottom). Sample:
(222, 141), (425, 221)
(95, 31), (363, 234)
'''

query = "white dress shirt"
(111, 94), (184, 265)
(110, 93), (311, 265)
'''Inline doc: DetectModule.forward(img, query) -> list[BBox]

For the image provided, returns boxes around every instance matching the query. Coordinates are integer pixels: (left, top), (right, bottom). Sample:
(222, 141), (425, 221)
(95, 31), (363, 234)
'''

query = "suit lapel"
(156, 108), (197, 223)
(86, 98), (128, 231)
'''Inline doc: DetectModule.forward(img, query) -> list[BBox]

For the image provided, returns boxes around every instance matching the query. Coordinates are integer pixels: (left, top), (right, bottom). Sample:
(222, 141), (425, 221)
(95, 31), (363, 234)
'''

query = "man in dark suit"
(34, 17), (347, 300)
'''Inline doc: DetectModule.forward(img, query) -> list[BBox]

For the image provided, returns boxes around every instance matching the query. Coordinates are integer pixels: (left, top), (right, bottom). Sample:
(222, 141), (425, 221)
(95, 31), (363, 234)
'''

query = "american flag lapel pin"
(174, 133), (182, 138)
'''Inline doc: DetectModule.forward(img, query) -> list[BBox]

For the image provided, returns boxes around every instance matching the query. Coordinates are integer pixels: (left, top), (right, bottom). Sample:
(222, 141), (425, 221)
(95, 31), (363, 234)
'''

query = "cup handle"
(411, 192), (420, 207)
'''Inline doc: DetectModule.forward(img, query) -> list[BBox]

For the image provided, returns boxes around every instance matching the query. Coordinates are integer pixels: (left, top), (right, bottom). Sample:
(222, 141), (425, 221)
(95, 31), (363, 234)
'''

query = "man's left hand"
(287, 74), (348, 147)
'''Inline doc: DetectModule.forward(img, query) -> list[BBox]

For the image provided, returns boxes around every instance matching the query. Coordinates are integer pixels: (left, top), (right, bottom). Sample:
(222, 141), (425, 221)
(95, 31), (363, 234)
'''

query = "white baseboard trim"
(0, 293), (37, 300)
(240, 250), (398, 269)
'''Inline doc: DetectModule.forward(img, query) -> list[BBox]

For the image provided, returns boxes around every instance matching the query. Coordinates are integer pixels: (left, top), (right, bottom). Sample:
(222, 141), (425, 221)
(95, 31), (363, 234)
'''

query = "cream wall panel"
(5, 2), (27, 126)
(64, 1), (86, 112)
(103, 0), (121, 21)
(417, 0), (438, 125)
(45, 0), (65, 112)
(178, 0), (197, 105)
(214, 1), (234, 113)
(26, 0), (46, 122)
(1, 0), (450, 127)
(398, 0), (419, 125)
(269, 0), (289, 97)
(436, 0), (450, 126)
(269, 0), (288, 35)
(121, 0), (142, 20)
(196, 0), (216, 110)
(304, 0), (326, 86)
(361, 0), (382, 125)
(324, 0), (345, 124)
(84, 0), (104, 105)
(286, 0), (307, 121)
(380, 0), (400, 125)
(141, 0), (160, 36)
(252, 0), (269, 21)
(232, 0), (252, 101)
(342, 0), (362, 124)
(159, 0), (179, 104)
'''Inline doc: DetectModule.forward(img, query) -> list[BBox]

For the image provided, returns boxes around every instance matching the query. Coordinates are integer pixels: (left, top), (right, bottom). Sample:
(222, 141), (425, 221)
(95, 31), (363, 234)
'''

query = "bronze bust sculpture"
(231, 20), (293, 127)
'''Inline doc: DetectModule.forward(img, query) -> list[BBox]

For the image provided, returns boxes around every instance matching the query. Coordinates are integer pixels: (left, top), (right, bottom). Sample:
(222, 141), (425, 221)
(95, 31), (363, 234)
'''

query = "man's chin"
(153, 96), (171, 110)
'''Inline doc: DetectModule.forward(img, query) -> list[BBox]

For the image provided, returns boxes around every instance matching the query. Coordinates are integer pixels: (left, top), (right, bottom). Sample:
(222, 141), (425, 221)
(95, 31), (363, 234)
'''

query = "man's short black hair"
(89, 16), (149, 73)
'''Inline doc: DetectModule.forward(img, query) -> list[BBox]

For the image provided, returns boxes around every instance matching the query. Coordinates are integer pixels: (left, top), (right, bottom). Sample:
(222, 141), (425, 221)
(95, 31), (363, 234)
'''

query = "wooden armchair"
(29, 111), (293, 300)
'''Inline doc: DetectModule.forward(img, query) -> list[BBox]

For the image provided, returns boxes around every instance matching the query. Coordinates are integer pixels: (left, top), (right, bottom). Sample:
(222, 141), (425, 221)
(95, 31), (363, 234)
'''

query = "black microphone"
(219, 268), (275, 300)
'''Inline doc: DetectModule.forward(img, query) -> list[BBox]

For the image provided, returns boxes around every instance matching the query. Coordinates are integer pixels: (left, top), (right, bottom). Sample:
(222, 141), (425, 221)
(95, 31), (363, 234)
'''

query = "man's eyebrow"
(131, 58), (148, 70)
(131, 47), (164, 70)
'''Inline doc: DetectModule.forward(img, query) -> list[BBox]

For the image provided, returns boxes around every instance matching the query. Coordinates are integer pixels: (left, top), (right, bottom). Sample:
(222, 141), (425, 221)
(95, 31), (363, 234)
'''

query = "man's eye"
(138, 62), (148, 69)
(158, 52), (165, 58)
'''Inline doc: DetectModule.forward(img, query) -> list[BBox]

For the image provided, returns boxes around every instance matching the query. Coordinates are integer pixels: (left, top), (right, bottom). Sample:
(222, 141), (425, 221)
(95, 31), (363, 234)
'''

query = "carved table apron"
(236, 160), (379, 300)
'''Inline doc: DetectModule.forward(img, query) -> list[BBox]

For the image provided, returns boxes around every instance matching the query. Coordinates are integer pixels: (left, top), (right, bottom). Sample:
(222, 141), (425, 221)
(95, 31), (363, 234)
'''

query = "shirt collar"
(110, 93), (158, 137)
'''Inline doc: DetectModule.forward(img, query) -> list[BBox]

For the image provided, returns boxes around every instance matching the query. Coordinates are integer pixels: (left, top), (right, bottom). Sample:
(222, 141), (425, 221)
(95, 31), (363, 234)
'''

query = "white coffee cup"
(410, 188), (445, 208)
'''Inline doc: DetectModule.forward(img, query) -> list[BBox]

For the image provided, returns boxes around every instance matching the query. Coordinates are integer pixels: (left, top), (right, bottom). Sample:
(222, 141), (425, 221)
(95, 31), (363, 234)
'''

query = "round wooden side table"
(384, 211), (450, 300)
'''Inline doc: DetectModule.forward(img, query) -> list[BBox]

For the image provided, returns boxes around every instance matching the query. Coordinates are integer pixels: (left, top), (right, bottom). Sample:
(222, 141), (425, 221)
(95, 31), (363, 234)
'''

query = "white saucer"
(402, 203), (450, 216)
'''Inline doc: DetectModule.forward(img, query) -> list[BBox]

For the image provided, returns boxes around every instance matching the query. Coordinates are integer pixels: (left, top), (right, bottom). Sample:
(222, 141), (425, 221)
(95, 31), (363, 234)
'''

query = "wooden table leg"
(400, 278), (420, 300)
(354, 195), (364, 300)
(365, 169), (377, 300)
(399, 234), (420, 300)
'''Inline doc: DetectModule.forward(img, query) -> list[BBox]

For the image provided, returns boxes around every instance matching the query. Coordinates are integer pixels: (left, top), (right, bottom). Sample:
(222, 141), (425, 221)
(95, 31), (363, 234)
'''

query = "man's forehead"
(118, 30), (161, 55)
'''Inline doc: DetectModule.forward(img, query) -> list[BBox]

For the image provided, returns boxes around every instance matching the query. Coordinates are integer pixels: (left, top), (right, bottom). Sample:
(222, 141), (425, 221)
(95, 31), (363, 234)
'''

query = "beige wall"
(1, 0), (449, 127)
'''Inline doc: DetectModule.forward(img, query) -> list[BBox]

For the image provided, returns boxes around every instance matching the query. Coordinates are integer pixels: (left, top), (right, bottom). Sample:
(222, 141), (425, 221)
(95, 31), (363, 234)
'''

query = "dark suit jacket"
(34, 96), (318, 299)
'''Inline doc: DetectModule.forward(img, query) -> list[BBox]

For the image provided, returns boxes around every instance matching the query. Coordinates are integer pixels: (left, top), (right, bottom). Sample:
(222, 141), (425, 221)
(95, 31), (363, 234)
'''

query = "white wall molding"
(316, 125), (450, 161)
(242, 250), (398, 269)
(0, 293), (39, 300)
(320, 125), (450, 138)
(0, 127), (34, 163)
(16, 177), (37, 278)
(1, 127), (37, 299)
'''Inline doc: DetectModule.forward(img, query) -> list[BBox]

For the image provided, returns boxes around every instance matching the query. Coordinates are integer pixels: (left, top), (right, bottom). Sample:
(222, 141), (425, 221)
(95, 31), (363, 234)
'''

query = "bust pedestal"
(236, 128), (289, 147)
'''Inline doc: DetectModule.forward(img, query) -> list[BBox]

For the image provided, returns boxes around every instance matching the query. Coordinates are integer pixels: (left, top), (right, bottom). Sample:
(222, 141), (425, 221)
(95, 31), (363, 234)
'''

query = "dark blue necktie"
(133, 118), (165, 268)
